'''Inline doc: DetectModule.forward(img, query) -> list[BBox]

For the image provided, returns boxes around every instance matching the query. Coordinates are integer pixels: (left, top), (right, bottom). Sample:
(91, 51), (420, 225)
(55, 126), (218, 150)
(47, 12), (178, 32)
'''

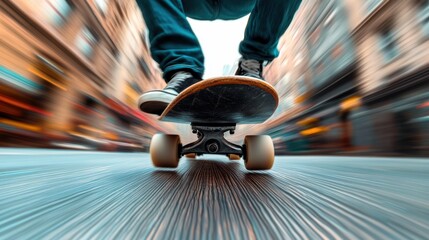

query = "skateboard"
(149, 76), (279, 170)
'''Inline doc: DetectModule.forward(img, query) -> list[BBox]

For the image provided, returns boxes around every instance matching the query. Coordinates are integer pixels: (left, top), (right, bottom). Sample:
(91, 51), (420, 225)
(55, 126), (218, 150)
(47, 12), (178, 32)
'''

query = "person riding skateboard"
(137, 0), (302, 115)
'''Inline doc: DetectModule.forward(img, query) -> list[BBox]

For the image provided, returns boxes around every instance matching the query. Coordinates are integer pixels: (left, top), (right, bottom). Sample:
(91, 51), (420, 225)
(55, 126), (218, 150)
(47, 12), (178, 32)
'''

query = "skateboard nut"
(206, 140), (220, 153)
(230, 130), (235, 134)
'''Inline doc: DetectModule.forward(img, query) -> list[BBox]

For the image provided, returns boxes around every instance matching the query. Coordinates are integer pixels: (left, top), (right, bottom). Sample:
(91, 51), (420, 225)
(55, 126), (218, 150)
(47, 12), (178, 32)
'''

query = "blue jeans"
(137, 0), (302, 80)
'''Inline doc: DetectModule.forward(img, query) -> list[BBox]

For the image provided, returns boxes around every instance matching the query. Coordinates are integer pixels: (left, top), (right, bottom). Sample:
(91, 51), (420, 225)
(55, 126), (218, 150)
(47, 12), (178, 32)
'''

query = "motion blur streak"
(0, 150), (428, 239)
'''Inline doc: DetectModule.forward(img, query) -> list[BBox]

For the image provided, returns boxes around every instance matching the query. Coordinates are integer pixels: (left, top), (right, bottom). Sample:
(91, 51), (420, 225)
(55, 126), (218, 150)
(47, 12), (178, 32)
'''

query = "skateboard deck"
(160, 76), (279, 124)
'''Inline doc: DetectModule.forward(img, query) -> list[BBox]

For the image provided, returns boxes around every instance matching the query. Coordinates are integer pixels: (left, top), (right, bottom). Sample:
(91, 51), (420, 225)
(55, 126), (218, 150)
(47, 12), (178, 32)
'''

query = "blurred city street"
(1, 0), (429, 239)
(0, 149), (428, 239)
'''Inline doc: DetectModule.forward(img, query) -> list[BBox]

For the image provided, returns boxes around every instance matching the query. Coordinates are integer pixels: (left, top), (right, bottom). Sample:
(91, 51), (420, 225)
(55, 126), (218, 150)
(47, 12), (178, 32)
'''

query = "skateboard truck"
(181, 123), (242, 156)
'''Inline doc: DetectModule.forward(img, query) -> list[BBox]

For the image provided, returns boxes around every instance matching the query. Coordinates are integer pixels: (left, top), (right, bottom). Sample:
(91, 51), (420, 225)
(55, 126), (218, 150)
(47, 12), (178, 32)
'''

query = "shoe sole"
(138, 90), (177, 115)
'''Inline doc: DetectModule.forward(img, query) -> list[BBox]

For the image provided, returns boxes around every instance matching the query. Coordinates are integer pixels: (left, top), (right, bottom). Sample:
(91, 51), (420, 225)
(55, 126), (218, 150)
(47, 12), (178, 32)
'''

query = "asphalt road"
(0, 148), (428, 239)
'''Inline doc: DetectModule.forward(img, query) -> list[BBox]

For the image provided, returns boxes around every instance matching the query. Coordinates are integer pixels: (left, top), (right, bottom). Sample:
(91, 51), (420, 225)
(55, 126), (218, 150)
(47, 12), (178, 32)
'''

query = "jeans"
(137, 0), (302, 80)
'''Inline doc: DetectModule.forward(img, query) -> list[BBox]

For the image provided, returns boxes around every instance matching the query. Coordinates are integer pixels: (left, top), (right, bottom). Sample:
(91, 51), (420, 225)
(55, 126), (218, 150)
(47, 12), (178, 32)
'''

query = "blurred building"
(1, 0), (167, 151)
(350, 0), (429, 155)
(263, 2), (314, 153)
(264, 0), (429, 155)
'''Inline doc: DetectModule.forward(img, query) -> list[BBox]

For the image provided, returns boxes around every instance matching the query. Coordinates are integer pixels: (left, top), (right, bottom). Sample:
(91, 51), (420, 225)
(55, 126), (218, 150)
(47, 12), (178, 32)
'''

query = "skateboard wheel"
(185, 153), (197, 159)
(150, 134), (181, 168)
(243, 135), (274, 170)
(228, 154), (241, 160)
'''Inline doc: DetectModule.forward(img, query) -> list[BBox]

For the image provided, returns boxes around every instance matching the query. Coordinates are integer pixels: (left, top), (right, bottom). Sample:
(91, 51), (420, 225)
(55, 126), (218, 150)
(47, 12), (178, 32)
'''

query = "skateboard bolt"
(207, 142), (219, 153)
(230, 130), (235, 134)
(192, 129), (197, 134)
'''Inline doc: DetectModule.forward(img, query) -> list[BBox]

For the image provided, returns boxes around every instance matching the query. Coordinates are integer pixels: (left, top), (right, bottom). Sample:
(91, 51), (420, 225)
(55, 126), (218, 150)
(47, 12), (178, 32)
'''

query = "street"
(0, 149), (428, 239)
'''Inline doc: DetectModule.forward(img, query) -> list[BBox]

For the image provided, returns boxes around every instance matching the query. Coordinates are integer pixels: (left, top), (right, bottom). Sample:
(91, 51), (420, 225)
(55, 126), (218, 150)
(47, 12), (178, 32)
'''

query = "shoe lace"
(165, 71), (197, 93)
(240, 59), (261, 75)
(167, 72), (193, 88)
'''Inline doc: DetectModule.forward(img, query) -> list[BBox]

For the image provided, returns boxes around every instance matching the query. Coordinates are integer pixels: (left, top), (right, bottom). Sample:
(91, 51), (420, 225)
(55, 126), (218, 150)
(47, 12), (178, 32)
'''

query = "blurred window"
(364, 0), (383, 14)
(95, 0), (109, 15)
(75, 27), (98, 58)
(45, 0), (73, 26)
(311, 5), (344, 65)
(324, 8), (337, 27)
(0, 66), (42, 94)
(378, 27), (400, 63)
(297, 76), (306, 95)
(275, 73), (290, 97)
(417, 0), (429, 37)
(141, 32), (149, 50)
(139, 59), (152, 79)
(294, 52), (303, 66)
(322, 7), (343, 52)
(131, 82), (142, 93)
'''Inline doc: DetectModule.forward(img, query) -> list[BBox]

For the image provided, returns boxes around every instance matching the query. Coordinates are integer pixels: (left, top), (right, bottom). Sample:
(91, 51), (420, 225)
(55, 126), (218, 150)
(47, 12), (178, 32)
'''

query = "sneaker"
(138, 71), (200, 115)
(235, 57), (265, 80)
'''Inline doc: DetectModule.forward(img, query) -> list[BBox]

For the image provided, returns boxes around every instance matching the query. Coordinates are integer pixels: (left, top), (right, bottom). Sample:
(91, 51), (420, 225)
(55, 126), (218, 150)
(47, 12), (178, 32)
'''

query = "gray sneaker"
(138, 71), (200, 115)
(235, 57), (265, 80)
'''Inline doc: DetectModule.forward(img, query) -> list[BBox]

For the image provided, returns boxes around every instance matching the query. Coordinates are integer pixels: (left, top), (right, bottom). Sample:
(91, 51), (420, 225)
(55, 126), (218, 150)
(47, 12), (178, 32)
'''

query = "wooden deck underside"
(160, 76), (279, 124)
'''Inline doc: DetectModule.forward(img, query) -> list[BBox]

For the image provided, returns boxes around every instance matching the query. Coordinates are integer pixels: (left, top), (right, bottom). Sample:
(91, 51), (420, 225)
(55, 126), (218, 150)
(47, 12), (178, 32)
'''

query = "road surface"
(0, 149), (428, 239)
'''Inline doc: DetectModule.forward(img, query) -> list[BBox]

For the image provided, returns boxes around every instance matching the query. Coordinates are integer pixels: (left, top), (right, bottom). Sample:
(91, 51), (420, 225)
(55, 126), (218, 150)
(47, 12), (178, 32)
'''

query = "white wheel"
(228, 154), (241, 160)
(185, 153), (197, 159)
(243, 135), (274, 170)
(150, 134), (181, 168)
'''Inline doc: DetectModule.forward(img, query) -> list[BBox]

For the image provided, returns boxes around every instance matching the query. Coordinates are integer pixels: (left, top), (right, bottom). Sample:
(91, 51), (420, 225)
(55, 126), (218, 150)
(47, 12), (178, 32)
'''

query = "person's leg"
(137, 0), (224, 115)
(239, 0), (302, 61)
(137, 0), (212, 80)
